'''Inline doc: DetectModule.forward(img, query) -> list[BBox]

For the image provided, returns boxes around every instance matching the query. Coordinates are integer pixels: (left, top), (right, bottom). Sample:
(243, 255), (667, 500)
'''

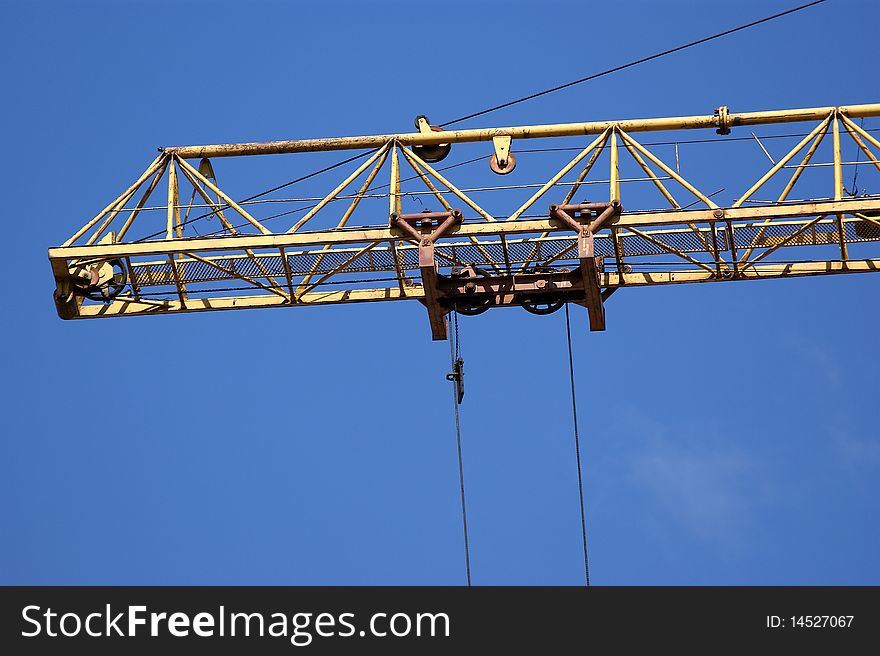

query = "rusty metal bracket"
(550, 201), (622, 331)
(391, 209), (463, 340)
(393, 203), (624, 339)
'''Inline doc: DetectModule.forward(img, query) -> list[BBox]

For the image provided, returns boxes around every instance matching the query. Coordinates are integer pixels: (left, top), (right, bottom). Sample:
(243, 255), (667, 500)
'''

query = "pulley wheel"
(413, 125), (451, 164)
(72, 259), (128, 302)
(489, 151), (517, 175)
(519, 265), (564, 315)
(521, 297), (565, 315)
(453, 297), (492, 316)
(448, 266), (493, 315)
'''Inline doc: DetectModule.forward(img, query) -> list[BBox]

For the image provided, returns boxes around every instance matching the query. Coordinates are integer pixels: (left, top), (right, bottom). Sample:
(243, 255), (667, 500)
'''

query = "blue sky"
(1, 0), (878, 585)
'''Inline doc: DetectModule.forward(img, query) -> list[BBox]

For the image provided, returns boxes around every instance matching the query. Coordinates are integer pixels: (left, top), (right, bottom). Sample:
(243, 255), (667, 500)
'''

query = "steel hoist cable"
(564, 304), (591, 586)
(447, 310), (472, 586)
(440, 0), (828, 127)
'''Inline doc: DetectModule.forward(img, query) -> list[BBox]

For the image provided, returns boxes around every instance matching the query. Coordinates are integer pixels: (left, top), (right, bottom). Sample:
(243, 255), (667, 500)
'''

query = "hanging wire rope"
(564, 304), (591, 586)
(439, 0), (829, 127)
(448, 310), (472, 586)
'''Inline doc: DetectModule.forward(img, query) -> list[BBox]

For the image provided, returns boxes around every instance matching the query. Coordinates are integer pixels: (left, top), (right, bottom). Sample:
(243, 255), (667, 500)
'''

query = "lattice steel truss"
(49, 103), (880, 339)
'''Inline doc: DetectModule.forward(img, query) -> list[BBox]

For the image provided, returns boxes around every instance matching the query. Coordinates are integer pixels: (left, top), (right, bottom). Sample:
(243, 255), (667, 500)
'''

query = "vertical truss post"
(390, 144), (401, 218)
(832, 114), (849, 261)
(609, 129), (620, 204)
(166, 158), (179, 240)
(732, 114), (832, 208)
(561, 131), (610, 205)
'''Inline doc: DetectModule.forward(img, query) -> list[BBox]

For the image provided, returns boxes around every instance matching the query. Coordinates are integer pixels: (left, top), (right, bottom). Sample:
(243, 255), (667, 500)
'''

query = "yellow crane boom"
(49, 103), (880, 339)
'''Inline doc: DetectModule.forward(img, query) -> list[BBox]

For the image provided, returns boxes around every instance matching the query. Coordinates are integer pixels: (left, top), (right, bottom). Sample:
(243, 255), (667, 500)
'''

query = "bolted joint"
(714, 105), (731, 135)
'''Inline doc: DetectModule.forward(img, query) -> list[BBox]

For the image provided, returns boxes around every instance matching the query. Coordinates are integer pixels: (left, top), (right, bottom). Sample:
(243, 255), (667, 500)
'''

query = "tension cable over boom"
(440, 0), (828, 127)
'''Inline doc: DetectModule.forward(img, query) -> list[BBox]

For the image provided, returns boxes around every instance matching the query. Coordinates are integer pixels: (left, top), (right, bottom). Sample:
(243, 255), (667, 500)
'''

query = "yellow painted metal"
(507, 129), (609, 222)
(400, 147), (495, 221)
(51, 198), (880, 261)
(492, 136), (512, 167)
(389, 144), (400, 219)
(622, 225), (716, 273)
(518, 134), (610, 273)
(176, 159), (284, 292)
(175, 156), (272, 235)
(289, 142), (392, 233)
(340, 147), (391, 226)
(841, 114), (880, 165)
(297, 148), (391, 294)
(560, 131), (610, 206)
(832, 115), (848, 260)
(732, 115), (832, 208)
(110, 158), (168, 243)
(185, 251), (290, 301)
(609, 130), (620, 204)
(63, 155), (165, 246)
(166, 158), (180, 241)
(617, 128), (718, 209)
(295, 241), (379, 299)
(50, 102), (880, 326)
(841, 116), (880, 175)
(740, 214), (826, 269)
(619, 132), (713, 253)
(67, 259), (880, 320)
(399, 153), (503, 274)
(621, 134), (677, 208)
(165, 104), (880, 159)
(738, 124), (829, 263)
